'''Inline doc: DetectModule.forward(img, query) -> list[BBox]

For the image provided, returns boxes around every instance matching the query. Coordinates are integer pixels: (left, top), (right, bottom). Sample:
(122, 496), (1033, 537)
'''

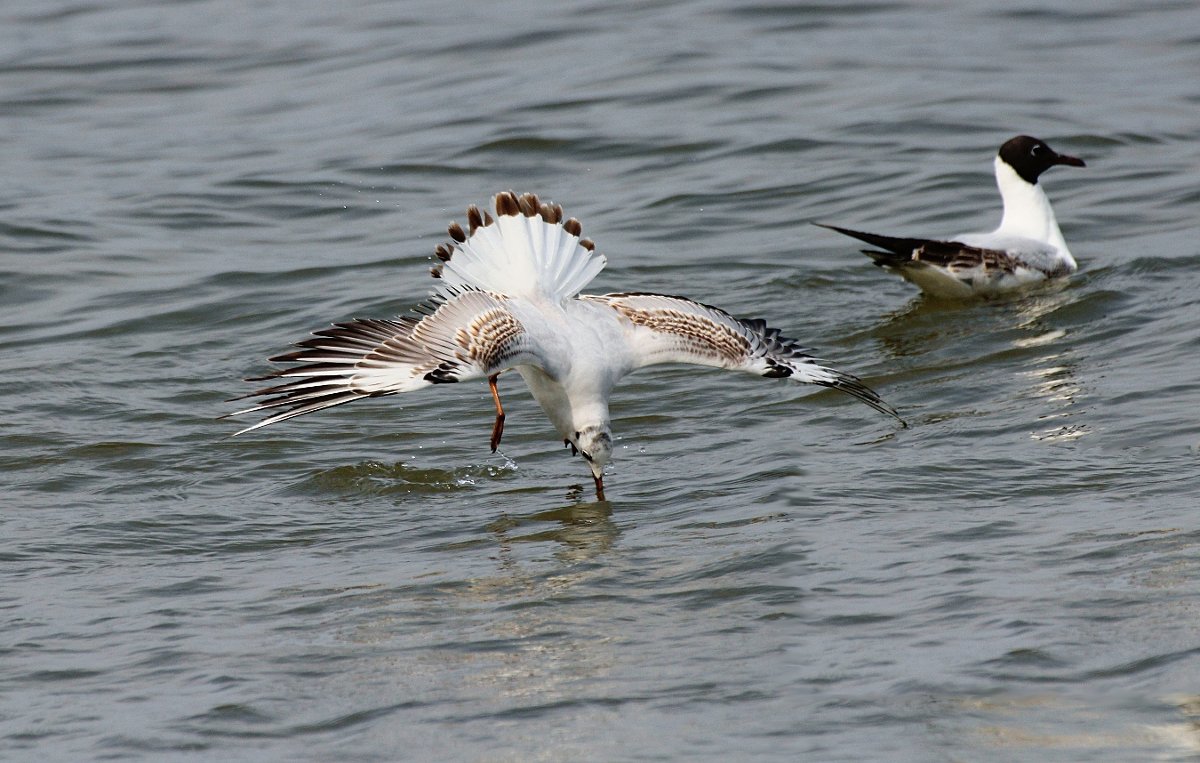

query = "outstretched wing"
(226, 289), (543, 434)
(582, 292), (902, 422)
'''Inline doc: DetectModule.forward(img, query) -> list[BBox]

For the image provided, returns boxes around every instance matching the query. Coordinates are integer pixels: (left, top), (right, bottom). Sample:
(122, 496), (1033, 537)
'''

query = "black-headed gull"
(819, 135), (1086, 298)
(229, 192), (902, 499)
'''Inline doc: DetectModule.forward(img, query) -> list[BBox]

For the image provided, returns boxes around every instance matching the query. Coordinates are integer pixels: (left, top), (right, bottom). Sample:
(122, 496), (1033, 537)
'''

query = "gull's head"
(998, 135), (1086, 185)
(574, 424), (613, 479)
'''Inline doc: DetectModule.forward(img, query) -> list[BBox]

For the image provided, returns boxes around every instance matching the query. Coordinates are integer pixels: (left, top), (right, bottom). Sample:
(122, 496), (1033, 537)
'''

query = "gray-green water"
(4, 1), (1200, 760)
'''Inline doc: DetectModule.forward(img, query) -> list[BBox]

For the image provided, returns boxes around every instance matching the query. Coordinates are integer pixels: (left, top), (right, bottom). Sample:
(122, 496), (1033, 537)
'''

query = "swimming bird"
(818, 135), (1086, 298)
(228, 191), (902, 499)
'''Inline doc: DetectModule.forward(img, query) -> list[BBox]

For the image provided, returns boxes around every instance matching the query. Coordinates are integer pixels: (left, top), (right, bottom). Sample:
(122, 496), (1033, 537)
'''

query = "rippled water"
(5, 0), (1200, 760)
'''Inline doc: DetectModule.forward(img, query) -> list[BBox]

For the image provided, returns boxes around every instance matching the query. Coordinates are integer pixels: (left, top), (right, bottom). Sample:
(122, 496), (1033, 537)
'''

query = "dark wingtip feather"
(816, 372), (905, 426)
(815, 222), (932, 265)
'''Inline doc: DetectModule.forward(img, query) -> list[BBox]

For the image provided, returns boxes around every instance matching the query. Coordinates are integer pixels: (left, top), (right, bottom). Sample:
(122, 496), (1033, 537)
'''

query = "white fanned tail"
(432, 191), (607, 303)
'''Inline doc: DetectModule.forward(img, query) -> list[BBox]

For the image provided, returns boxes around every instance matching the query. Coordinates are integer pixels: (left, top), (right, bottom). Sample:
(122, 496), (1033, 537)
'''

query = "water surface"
(4, 0), (1200, 760)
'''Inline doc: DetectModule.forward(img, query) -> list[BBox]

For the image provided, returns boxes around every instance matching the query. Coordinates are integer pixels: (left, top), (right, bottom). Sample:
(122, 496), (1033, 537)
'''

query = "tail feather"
(436, 192), (606, 302)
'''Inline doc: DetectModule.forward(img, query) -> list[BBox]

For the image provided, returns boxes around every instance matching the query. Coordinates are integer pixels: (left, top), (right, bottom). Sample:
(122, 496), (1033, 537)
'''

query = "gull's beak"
(586, 461), (607, 501)
(1054, 152), (1086, 168)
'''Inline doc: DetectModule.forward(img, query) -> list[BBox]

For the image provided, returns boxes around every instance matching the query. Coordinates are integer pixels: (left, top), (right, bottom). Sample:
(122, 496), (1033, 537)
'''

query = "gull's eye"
(1030, 144), (1043, 156)
(580, 450), (592, 461)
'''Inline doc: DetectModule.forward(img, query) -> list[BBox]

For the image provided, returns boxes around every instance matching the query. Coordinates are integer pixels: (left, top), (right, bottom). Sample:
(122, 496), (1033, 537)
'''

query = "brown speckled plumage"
(611, 304), (750, 366)
(458, 307), (525, 371)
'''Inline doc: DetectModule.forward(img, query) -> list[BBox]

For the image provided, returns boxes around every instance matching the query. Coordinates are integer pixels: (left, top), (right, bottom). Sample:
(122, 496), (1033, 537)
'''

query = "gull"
(818, 135), (1086, 298)
(227, 191), (902, 499)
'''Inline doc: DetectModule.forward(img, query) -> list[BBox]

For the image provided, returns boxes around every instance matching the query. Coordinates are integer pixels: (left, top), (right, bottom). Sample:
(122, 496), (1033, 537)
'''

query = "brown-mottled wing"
(583, 292), (902, 421)
(226, 290), (545, 434)
(911, 239), (1023, 274)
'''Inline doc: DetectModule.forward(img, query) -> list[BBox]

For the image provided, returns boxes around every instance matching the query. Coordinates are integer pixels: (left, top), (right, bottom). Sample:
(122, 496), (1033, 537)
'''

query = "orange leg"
(593, 474), (606, 502)
(488, 374), (505, 453)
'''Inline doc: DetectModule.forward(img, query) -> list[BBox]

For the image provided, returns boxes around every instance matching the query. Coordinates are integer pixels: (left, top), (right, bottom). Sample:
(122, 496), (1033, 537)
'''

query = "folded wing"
(817, 223), (1068, 282)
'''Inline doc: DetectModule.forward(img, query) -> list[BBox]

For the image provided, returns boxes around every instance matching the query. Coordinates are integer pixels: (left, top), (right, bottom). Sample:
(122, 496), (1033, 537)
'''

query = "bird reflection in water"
(486, 496), (619, 565)
(432, 497), (623, 713)
(865, 284), (1088, 441)
(1009, 295), (1089, 443)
